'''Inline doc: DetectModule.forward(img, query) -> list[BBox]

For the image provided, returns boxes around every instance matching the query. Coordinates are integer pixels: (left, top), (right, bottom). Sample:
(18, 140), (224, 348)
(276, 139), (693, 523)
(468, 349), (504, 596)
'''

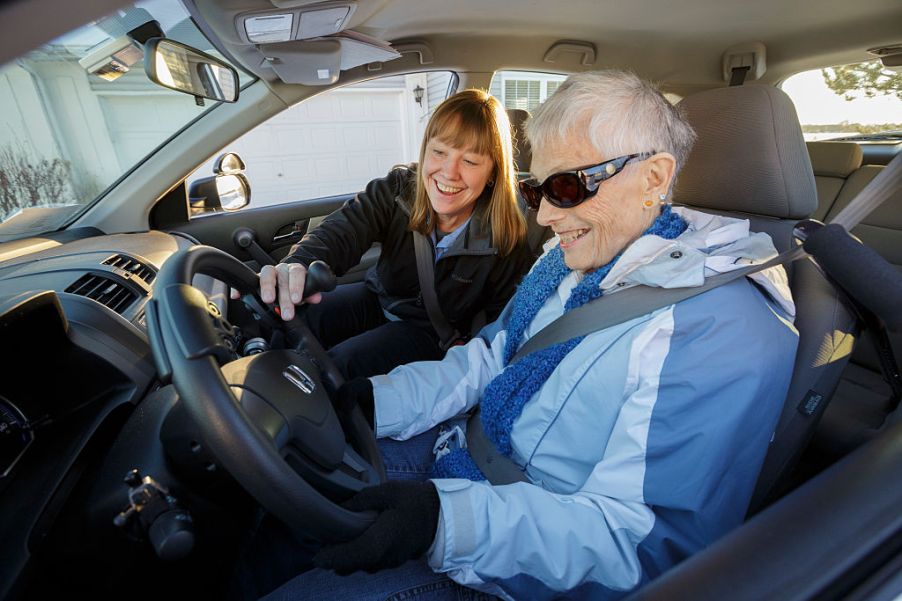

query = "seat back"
(813, 162), (902, 457)
(674, 85), (859, 513)
(806, 141), (864, 220)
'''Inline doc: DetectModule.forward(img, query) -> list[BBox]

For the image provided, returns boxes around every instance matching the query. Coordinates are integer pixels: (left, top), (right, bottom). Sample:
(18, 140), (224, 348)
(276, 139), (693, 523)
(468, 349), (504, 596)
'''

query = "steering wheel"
(145, 245), (383, 541)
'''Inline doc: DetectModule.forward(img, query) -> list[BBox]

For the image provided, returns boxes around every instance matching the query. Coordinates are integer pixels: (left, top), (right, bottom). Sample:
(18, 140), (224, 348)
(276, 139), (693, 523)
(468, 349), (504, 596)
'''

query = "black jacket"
(284, 166), (533, 338)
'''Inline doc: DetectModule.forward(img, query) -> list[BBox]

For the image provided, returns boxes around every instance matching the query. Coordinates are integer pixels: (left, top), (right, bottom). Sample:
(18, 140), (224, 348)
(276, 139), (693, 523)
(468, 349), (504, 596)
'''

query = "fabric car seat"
(674, 85), (859, 514)
(812, 163), (902, 458)
(806, 141), (864, 220)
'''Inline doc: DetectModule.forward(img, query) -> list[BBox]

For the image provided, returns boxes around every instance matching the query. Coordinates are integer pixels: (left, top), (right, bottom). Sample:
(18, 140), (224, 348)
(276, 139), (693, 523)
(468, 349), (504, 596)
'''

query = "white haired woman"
(263, 70), (799, 600)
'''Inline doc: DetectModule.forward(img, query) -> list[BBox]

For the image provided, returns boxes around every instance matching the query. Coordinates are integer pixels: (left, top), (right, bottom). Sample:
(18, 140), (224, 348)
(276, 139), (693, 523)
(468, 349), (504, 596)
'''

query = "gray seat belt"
(466, 153), (902, 485)
(412, 231), (461, 352)
(508, 250), (803, 364)
(465, 251), (801, 485)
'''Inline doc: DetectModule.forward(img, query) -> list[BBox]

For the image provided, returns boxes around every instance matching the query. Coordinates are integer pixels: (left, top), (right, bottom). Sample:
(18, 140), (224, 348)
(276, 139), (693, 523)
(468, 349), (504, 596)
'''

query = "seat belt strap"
(467, 245), (807, 485)
(729, 66), (750, 86)
(466, 407), (529, 484)
(469, 249), (806, 485)
(412, 231), (461, 352)
(510, 247), (804, 364)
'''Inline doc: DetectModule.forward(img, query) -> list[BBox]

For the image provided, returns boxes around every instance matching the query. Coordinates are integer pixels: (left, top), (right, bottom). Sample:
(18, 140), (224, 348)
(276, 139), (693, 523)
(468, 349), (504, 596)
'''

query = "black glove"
(313, 480), (440, 575)
(332, 377), (375, 430)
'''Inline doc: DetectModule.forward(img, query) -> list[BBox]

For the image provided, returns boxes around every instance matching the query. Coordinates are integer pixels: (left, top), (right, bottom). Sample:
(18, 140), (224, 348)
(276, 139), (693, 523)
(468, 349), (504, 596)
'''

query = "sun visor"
(259, 39), (341, 85)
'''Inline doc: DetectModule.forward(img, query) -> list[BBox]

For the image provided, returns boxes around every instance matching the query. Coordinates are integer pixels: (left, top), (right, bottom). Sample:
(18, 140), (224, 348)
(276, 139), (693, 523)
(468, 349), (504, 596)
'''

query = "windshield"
(0, 0), (254, 238)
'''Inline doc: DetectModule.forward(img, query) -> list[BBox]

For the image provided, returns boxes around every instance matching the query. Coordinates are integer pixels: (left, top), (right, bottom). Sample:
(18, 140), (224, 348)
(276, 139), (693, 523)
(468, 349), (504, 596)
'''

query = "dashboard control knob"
(148, 509), (196, 561)
(242, 337), (269, 355)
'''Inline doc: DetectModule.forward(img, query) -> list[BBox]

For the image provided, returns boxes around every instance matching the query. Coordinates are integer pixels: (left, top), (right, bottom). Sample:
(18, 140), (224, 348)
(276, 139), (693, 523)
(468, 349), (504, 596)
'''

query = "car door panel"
(166, 192), (379, 282)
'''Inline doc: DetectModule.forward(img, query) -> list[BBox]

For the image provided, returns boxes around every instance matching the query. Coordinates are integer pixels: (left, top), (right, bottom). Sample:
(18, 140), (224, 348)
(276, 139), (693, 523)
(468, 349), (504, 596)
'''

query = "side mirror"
(189, 153), (251, 215)
(144, 38), (239, 103)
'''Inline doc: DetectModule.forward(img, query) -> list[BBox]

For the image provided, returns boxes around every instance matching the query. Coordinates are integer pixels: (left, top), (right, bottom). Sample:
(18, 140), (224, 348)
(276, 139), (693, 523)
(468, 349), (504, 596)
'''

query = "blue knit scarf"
(431, 205), (688, 480)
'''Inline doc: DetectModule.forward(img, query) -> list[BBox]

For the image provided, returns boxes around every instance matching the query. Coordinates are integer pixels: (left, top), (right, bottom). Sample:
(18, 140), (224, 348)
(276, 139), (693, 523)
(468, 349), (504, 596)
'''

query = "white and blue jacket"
(370, 207), (799, 600)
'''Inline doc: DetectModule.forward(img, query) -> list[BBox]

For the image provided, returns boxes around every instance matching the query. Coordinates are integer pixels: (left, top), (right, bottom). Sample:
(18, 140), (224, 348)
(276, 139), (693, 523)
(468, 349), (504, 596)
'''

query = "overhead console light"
(78, 34), (144, 81)
(245, 14), (294, 44)
(241, 1), (401, 84)
(237, 2), (357, 44)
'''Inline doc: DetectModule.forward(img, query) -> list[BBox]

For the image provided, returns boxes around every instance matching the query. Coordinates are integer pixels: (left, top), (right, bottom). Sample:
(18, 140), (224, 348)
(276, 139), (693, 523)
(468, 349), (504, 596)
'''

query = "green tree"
(822, 60), (902, 102)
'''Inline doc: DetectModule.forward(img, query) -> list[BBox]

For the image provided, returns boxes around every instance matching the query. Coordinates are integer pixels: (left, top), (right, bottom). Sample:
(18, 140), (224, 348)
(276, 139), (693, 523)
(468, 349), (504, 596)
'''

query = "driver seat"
(674, 85), (859, 513)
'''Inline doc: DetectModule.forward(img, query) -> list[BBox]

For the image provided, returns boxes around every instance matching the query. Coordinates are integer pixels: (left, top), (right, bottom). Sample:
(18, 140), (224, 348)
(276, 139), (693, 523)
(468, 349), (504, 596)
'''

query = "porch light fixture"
(413, 84), (425, 105)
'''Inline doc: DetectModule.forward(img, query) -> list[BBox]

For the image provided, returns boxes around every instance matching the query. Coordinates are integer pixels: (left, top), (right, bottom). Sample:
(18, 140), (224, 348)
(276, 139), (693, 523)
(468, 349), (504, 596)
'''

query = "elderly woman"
(250, 89), (532, 380)
(265, 71), (799, 600)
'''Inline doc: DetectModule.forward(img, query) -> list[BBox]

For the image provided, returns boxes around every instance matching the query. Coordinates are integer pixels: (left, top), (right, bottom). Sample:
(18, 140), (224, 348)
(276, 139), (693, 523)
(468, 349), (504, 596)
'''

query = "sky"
(782, 68), (902, 125)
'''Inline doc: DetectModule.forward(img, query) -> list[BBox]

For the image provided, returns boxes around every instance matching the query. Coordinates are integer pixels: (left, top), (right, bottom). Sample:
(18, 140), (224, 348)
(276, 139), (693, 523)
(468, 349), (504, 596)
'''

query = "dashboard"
(0, 228), (227, 598)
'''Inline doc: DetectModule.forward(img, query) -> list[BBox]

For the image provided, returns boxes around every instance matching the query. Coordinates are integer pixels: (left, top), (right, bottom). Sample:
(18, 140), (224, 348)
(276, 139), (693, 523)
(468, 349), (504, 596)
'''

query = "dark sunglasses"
(519, 152), (656, 210)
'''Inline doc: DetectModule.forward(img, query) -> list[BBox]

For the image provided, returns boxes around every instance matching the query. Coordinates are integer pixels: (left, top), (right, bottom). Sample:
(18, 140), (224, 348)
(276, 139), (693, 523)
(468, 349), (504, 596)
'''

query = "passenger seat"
(811, 160), (902, 458)
(806, 141), (864, 220)
(674, 85), (859, 512)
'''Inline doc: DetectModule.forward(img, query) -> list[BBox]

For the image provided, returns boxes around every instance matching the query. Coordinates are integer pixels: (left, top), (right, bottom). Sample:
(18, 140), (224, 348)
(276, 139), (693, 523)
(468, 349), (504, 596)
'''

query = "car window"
(781, 60), (902, 141)
(0, 0), (253, 237)
(489, 70), (567, 112)
(186, 71), (457, 212)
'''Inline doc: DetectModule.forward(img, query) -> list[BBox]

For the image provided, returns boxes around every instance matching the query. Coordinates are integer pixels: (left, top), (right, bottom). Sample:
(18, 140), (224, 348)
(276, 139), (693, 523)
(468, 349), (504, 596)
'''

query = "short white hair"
(527, 70), (696, 177)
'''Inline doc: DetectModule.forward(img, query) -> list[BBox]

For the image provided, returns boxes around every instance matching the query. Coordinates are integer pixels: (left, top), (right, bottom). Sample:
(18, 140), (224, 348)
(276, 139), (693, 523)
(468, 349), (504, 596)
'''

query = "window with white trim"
(490, 71), (567, 112)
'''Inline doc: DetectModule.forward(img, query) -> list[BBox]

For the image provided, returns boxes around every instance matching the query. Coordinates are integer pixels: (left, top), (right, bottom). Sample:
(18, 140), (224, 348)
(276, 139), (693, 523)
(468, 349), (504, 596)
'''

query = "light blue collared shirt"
(431, 216), (472, 262)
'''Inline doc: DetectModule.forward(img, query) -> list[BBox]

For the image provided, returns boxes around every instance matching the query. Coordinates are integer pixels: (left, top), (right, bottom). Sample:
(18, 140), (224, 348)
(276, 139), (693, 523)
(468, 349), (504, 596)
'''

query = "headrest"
(507, 108), (532, 173)
(675, 85), (817, 220)
(806, 141), (864, 178)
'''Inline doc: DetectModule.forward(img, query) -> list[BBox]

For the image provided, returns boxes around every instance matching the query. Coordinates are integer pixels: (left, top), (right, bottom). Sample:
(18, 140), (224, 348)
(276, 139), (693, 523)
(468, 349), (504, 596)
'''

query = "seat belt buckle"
(432, 424), (467, 459)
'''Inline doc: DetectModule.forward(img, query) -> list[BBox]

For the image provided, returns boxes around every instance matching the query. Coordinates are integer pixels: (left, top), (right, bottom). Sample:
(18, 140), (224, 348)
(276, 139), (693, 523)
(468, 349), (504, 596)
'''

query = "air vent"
(102, 254), (156, 284)
(65, 274), (138, 315)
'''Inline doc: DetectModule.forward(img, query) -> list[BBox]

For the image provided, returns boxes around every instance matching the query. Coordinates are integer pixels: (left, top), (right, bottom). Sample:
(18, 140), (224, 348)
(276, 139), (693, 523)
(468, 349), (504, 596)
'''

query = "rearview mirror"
(144, 38), (239, 103)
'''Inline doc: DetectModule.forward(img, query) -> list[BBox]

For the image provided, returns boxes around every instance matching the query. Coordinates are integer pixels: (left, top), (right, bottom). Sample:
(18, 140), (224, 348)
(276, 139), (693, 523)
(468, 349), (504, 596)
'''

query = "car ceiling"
(191, 0), (902, 90)
(1, 0), (899, 91)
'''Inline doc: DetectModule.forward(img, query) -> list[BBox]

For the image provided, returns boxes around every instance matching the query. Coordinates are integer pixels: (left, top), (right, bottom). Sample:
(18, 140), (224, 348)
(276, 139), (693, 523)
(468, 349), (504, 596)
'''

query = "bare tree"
(0, 144), (76, 220)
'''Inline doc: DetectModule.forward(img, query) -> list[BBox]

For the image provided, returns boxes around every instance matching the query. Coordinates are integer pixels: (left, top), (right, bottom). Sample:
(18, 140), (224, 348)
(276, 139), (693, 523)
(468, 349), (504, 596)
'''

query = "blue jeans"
(260, 427), (497, 601)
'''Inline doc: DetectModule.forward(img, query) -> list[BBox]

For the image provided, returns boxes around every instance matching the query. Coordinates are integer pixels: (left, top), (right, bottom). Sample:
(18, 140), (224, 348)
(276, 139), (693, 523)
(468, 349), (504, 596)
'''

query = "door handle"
(272, 220), (309, 246)
(272, 230), (304, 245)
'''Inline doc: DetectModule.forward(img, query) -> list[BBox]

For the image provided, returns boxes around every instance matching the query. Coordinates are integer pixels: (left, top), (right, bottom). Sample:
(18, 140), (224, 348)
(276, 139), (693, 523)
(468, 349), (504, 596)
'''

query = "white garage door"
(230, 88), (410, 205)
(183, 84), (416, 208)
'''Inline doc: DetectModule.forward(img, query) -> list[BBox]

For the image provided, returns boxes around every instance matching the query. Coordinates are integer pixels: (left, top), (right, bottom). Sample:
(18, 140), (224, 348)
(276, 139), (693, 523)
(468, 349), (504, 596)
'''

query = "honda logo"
(282, 364), (315, 394)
